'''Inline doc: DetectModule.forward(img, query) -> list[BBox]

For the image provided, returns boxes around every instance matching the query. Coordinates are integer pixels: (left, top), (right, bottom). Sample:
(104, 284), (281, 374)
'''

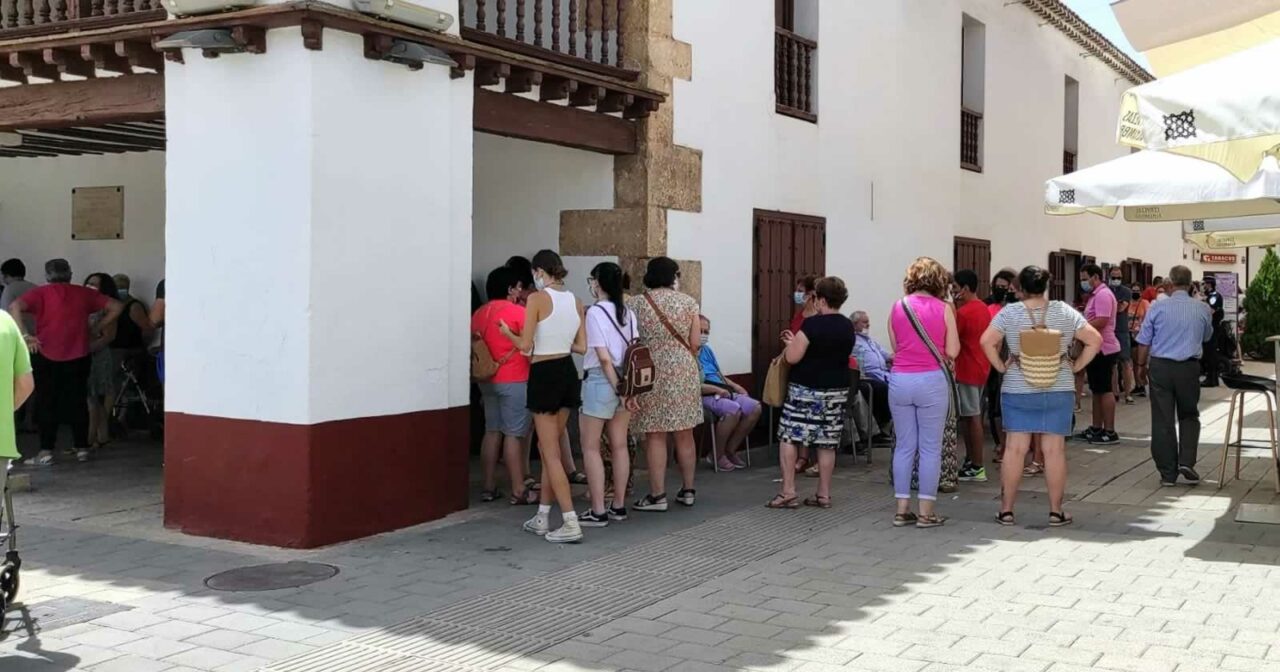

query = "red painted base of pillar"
(163, 407), (469, 548)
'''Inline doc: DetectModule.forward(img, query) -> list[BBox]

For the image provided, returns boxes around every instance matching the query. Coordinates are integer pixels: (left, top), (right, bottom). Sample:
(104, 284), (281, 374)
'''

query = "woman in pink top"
(887, 257), (960, 529)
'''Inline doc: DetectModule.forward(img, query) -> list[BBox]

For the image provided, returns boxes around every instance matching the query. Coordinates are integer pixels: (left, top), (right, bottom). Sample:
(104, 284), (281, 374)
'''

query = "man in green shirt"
(0, 310), (34, 491)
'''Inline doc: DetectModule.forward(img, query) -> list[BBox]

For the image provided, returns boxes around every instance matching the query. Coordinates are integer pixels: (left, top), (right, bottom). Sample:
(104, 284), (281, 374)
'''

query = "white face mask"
(794, 291), (806, 305)
(673, 277), (681, 292)
(699, 333), (709, 347)
(533, 273), (547, 291)
(587, 280), (599, 299)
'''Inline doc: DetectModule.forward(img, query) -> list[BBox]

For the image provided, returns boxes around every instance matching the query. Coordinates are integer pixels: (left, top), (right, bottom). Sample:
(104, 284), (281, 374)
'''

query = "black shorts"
(1086, 352), (1117, 394)
(526, 357), (582, 414)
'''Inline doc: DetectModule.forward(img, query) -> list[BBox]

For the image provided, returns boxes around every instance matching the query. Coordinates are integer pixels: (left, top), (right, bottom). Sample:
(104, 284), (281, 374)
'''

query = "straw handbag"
(1018, 303), (1066, 389)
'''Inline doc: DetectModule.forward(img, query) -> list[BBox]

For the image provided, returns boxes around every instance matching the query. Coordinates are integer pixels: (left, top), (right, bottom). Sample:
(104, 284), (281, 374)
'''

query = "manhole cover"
(204, 562), (338, 592)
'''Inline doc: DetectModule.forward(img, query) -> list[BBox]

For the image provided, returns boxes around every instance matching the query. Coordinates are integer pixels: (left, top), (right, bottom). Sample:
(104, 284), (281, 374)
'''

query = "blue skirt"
(1001, 391), (1075, 436)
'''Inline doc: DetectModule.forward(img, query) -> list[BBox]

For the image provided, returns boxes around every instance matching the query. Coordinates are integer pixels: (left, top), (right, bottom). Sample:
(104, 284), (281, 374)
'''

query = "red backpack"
(594, 305), (655, 397)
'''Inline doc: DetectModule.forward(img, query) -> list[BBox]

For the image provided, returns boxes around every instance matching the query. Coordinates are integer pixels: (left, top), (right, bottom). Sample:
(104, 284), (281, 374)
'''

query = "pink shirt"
(1085, 285), (1120, 355)
(890, 295), (947, 373)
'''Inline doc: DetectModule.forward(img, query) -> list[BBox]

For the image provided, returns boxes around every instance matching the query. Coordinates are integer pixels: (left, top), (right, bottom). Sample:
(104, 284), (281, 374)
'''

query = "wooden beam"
(504, 67), (542, 94)
(0, 60), (27, 85)
(0, 74), (164, 131)
(81, 44), (133, 76)
(43, 48), (95, 79)
(474, 88), (635, 156)
(569, 85), (604, 107)
(117, 40), (164, 71)
(301, 18), (324, 50)
(596, 91), (633, 114)
(10, 52), (60, 82)
(538, 75), (578, 102)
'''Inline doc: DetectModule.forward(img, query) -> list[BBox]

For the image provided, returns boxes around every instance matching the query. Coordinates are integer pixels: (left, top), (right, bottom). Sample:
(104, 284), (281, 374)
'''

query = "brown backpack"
(594, 305), (655, 397)
(471, 306), (515, 382)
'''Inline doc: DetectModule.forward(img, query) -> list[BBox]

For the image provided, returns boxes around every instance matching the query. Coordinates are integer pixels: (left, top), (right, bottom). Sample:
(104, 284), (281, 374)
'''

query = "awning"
(1184, 215), (1280, 249)
(1112, 0), (1280, 75)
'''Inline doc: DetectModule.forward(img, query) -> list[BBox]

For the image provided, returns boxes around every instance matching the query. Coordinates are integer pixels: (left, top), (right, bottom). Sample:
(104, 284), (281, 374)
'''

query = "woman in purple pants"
(887, 258), (959, 528)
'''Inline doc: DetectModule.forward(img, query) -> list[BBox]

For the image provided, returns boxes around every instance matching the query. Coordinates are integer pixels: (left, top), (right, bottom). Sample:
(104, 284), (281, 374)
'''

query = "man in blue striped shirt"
(1135, 266), (1214, 487)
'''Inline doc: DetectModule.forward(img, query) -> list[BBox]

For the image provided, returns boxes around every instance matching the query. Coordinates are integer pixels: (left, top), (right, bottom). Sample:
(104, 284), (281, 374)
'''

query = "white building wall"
(0, 152), (165, 302)
(668, 0), (1205, 377)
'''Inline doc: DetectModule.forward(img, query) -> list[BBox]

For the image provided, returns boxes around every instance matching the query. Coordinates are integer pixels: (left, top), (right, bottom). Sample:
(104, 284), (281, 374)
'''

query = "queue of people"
(472, 252), (1221, 542)
(1, 258), (163, 465)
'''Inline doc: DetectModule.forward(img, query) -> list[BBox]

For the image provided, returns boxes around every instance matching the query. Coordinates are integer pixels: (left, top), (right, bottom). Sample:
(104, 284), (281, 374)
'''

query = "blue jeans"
(889, 370), (948, 501)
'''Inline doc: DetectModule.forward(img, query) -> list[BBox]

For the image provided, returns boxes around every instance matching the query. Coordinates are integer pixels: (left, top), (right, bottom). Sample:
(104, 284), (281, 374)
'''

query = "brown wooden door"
(1048, 251), (1066, 301)
(775, 0), (795, 29)
(953, 237), (992, 298)
(753, 209), (826, 391)
(1142, 263), (1153, 286)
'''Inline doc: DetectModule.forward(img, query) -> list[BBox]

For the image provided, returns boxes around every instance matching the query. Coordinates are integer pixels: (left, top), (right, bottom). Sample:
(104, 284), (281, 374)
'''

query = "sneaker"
(1075, 427), (1101, 442)
(1135, 387), (1147, 398)
(1178, 465), (1201, 485)
(1160, 479), (1177, 487)
(608, 505), (628, 521)
(546, 521), (583, 543)
(76, 450), (91, 463)
(578, 510), (609, 528)
(958, 464), (988, 482)
(716, 456), (738, 472)
(1089, 431), (1120, 445)
(676, 488), (696, 507)
(730, 454), (748, 469)
(634, 494), (669, 512)
(522, 515), (550, 536)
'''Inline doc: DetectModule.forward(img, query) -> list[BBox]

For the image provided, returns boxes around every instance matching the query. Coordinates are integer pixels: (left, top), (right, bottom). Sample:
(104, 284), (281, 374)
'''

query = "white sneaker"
(522, 515), (549, 536)
(545, 521), (583, 544)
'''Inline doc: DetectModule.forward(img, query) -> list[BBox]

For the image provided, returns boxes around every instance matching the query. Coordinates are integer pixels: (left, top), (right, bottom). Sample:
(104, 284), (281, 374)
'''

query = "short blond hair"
(903, 257), (950, 298)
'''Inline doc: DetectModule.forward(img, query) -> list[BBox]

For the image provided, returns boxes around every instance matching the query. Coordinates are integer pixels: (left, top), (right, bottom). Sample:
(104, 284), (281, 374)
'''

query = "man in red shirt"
(953, 270), (992, 482)
(9, 259), (123, 465)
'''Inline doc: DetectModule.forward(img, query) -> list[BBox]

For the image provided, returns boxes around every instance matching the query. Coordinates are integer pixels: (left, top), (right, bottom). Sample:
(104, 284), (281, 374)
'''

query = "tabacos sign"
(1202, 253), (1238, 264)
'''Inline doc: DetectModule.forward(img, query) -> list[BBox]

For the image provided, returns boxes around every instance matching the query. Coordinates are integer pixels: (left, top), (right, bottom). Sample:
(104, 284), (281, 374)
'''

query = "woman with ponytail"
(578, 262), (640, 527)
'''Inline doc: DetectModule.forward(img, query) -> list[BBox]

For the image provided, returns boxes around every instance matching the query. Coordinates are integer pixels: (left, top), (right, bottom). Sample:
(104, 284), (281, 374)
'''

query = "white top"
(584, 301), (637, 371)
(531, 287), (580, 356)
(990, 301), (1088, 394)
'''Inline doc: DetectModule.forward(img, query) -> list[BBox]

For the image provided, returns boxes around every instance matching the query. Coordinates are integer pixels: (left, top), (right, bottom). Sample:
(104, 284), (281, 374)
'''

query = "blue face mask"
(1080, 280), (1093, 293)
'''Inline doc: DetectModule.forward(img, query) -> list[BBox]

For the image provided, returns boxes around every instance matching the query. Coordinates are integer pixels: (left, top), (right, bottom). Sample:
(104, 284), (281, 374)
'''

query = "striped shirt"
(991, 301), (1087, 394)
(1135, 290), (1213, 361)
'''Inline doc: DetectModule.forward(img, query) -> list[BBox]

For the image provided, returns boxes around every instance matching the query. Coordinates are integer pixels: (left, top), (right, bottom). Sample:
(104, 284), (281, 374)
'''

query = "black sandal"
(480, 489), (501, 503)
(509, 490), (539, 506)
(996, 511), (1016, 526)
(1049, 511), (1074, 527)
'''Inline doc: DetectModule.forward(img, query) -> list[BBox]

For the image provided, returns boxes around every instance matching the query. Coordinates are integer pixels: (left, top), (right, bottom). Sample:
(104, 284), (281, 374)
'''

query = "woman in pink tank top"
(886, 257), (960, 529)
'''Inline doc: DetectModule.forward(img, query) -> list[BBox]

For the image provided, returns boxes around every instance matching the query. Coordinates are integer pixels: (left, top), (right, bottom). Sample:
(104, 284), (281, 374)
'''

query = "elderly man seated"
(698, 315), (761, 471)
(851, 310), (893, 444)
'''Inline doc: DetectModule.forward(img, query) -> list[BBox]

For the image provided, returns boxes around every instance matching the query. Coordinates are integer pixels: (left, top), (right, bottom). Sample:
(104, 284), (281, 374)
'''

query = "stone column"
(559, 0), (704, 299)
(162, 27), (473, 548)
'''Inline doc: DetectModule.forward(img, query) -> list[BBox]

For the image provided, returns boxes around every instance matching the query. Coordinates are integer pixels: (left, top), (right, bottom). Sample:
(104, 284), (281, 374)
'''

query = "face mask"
(699, 333), (709, 347)
(794, 291), (806, 305)
(1109, 279), (1122, 287)
(117, 289), (129, 299)
(673, 277), (681, 292)
(587, 280), (599, 299)
(1080, 280), (1093, 293)
(533, 274), (547, 291)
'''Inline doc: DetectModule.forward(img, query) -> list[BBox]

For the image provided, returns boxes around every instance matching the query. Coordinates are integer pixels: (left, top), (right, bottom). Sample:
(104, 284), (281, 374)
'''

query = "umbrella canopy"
(1116, 38), (1280, 181)
(1113, 0), (1280, 75)
(1046, 151), (1280, 222)
(1184, 215), (1280, 249)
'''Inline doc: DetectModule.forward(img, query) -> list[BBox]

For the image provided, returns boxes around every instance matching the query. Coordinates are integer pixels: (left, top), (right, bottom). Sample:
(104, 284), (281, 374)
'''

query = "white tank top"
(532, 287), (580, 356)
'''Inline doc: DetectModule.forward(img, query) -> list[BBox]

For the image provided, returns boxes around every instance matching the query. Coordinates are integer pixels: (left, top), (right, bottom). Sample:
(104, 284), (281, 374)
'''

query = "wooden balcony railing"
(961, 107), (983, 172)
(775, 27), (815, 122)
(0, 0), (164, 37)
(459, 0), (635, 79)
(1063, 149), (1077, 174)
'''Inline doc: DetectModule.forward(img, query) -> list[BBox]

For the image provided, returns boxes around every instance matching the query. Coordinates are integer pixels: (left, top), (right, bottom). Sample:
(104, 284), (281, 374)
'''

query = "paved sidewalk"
(1, 365), (1278, 671)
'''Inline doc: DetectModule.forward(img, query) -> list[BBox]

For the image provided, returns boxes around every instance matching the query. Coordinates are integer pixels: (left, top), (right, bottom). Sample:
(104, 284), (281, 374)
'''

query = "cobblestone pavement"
(2, 365), (1279, 671)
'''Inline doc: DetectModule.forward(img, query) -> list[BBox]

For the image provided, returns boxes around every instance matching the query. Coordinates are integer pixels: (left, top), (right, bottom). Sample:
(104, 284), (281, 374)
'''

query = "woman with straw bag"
(980, 266), (1101, 528)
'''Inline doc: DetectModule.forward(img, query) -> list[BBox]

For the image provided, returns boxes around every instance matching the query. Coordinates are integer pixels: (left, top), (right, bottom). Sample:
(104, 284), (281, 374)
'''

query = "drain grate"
(2, 597), (131, 638)
(205, 561), (338, 592)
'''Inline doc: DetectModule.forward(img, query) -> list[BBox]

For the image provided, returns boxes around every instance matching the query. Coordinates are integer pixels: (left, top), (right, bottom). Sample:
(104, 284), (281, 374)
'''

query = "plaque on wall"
(71, 186), (124, 240)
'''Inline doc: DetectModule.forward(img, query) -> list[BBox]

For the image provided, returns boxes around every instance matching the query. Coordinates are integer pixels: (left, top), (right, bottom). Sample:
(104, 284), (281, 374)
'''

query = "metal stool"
(1217, 373), (1280, 493)
(702, 406), (751, 472)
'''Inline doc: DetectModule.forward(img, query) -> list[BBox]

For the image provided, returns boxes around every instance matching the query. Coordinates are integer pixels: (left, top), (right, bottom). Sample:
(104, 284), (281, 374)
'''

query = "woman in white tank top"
(498, 250), (587, 543)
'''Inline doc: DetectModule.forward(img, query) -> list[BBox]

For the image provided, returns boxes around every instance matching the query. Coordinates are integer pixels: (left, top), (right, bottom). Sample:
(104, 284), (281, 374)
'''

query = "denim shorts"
(581, 367), (621, 420)
(1001, 391), (1075, 436)
(478, 382), (532, 437)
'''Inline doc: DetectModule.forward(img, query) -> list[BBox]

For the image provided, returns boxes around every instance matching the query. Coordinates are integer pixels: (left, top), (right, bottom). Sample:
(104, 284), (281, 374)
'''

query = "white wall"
(0, 152), (165, 302)
(471, 133), (614, 293)
(166, 27), (472, 424)
(669, 0), (1195, 378)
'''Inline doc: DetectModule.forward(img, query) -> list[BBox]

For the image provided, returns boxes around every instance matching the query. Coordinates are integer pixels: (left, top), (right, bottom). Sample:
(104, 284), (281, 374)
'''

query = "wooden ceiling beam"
(0, 74), (163, 131)
(43, 48), (95, 78)
(81, 44), (133, 75)
(10, 52), (60, 82)
(474, 87), (635, 156)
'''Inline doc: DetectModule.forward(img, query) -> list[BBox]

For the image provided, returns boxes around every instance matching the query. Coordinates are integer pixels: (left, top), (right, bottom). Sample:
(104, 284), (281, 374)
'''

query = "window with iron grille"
(961, 14), (985, 172)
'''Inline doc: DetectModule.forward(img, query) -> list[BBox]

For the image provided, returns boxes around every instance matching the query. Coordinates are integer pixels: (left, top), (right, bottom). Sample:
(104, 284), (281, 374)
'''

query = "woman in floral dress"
(626, 257), (703, 512)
